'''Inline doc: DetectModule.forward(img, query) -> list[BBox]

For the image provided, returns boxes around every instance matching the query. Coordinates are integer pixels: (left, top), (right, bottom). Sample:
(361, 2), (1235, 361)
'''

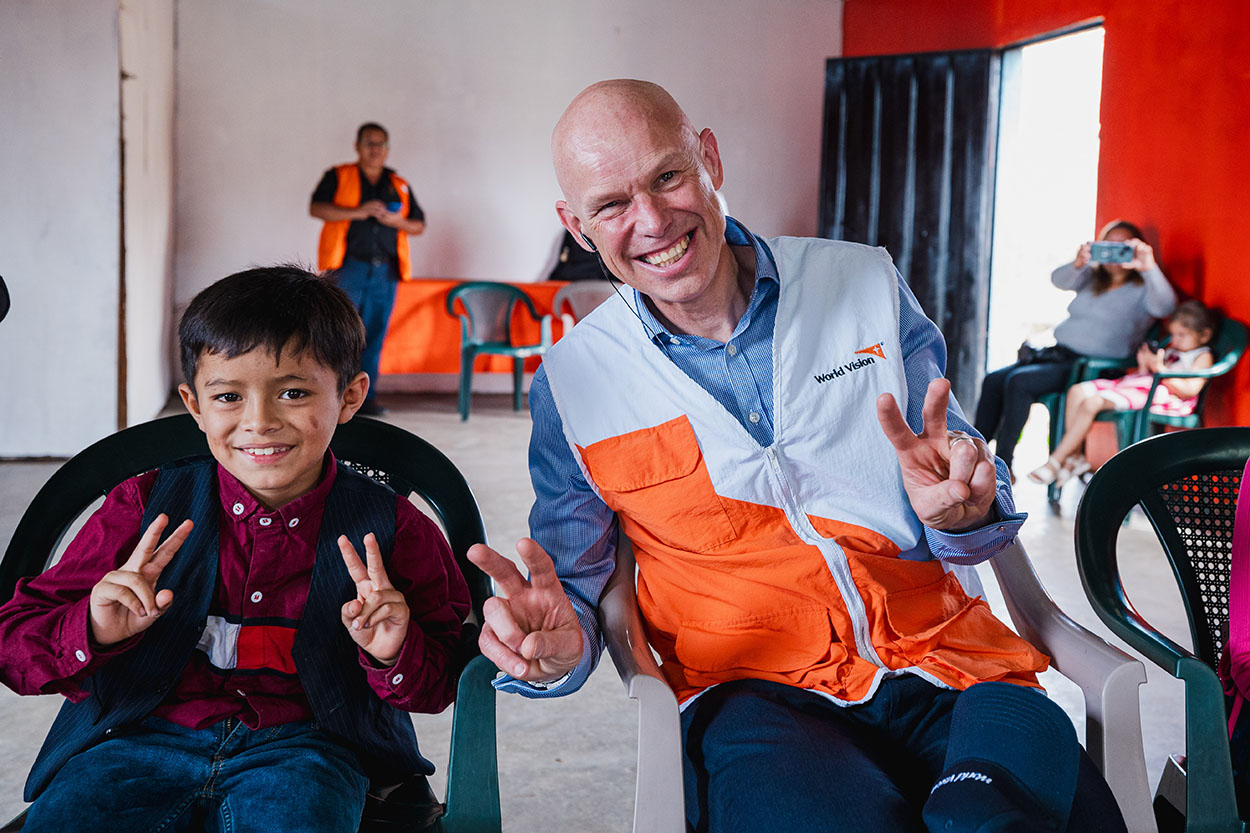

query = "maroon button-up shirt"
(0, 455), (471, 728)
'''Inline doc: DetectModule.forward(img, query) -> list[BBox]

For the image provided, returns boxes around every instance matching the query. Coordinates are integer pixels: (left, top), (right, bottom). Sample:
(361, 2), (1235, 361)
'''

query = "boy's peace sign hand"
(339, 533), (410, 667)
(877, 377), (998, 532)
(89, 513), (193, 647)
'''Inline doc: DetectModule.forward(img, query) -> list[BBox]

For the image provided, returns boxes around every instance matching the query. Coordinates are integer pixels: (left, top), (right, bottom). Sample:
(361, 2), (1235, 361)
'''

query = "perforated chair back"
(0, 414), (499, 833)
(1076, 426), (1250, 831)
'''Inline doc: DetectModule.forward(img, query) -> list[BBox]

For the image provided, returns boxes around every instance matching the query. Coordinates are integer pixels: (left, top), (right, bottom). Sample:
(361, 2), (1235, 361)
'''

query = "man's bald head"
(552, 80), (701, 198)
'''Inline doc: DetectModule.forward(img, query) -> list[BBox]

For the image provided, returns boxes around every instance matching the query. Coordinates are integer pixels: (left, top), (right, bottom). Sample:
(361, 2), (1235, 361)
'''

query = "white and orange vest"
(542, 236), (1047, 706)
(316, 163), (414, 279)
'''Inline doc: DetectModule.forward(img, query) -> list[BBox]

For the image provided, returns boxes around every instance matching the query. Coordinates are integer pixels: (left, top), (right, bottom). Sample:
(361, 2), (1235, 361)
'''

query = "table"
(378, 278), (569, 391)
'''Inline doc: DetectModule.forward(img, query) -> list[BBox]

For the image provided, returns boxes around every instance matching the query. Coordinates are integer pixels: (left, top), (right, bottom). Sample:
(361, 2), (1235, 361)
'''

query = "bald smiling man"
(468, 80), (1126, 833)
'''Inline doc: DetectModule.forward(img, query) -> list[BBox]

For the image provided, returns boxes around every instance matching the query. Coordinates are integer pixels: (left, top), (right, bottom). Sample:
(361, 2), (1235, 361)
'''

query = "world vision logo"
(814, 342), (886, 384)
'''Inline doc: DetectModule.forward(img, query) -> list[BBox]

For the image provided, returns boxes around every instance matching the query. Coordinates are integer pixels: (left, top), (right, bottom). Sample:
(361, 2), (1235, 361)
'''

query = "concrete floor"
(0, 395), (1190, 830)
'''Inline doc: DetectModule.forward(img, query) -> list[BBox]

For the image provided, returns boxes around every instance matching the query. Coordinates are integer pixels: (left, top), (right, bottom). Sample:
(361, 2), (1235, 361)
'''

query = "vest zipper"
(761, 446), (885, 669)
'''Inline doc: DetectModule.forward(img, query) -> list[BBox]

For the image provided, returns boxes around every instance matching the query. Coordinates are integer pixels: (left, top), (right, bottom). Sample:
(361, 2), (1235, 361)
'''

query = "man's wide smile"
(640, 231), (693, 268)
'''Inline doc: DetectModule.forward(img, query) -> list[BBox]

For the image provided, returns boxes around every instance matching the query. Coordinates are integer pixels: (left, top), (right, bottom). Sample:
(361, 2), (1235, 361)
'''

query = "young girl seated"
(1029, 299), (1218, 486)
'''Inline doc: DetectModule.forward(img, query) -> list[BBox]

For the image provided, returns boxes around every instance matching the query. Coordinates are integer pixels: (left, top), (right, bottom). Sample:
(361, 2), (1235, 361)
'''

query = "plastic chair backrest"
(2, 414), (490, 617)
(551, 281), (615, 324)
(1076, 427), (1250, 670)
(446, 282), (535, 348)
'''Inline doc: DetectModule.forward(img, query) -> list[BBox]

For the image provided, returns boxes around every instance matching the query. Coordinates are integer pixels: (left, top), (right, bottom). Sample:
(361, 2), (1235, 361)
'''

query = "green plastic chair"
(1075, 426), (1250, 833)
(1037, 350), (1141, 505)
(1093, 319), (1248, 452)
(445, 282), (552, 421)
(0, 414), (499, 833)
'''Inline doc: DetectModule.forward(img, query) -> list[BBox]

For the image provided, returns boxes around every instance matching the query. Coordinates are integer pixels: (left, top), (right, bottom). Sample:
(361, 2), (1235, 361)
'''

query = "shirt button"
(727, 343), (738, 357)
(258, 517), (272, 527)
(250, 591), (263, 603)
(391, 673), (404, 685)
(75, 649), (87, 662)
(749, 411), (761, 424)
(669, 337), (681, 346)
(232, 503), (245, 515)
(288, 517), (299, 528)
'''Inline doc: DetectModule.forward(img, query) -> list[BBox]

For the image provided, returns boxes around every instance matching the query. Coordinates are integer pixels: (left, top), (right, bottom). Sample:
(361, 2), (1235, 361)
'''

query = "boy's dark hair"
(179, 264), (365, 393)
(356, 122), (389, 143)
(1172, 298), (1219, 339)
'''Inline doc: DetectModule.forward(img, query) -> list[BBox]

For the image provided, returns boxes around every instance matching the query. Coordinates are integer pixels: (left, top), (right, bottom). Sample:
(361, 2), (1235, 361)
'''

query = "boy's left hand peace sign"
(876, 378), (998, 532)
(338, 533), (409, 667)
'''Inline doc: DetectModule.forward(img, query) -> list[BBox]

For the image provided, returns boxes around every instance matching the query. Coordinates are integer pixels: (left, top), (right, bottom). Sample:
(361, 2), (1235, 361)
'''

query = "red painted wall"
(844, 1), (1250, 425)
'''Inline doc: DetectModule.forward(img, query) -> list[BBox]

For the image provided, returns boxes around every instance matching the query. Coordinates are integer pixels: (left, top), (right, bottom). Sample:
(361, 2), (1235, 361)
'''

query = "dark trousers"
(679, 676), (1124, 833)
(974, 359), (1077, 467)
(333, 257), (399, 403)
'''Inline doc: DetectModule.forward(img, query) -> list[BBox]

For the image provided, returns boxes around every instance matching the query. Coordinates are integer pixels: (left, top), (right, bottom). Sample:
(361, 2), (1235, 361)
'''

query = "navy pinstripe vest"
(25, 456), (433, 800)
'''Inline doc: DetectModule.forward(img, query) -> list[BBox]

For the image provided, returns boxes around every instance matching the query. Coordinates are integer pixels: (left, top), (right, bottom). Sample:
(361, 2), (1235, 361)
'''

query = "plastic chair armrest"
(441, 654), (501, 833)
(598, 539), (686, 833)
(989, 541), (1156, 833)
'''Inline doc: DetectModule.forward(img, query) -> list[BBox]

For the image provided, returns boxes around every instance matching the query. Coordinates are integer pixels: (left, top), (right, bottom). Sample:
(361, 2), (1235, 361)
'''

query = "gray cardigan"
(1051, 263), (1177, 357)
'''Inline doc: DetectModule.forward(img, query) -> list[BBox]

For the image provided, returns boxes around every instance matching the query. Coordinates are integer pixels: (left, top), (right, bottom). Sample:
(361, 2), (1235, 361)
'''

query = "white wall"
(173, 0), (845, 309)
(0, 0), (122, 456)
(121, 0), (177, 426)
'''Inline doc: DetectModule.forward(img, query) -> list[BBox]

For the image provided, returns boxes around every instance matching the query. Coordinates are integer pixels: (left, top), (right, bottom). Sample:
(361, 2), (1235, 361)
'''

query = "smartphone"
(1090, 241), (1134, 264)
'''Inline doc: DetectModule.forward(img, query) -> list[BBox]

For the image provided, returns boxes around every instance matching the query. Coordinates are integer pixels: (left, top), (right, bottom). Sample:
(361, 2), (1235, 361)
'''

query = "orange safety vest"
(542, 237), (1049, 706)
(316, 164), (414, 279)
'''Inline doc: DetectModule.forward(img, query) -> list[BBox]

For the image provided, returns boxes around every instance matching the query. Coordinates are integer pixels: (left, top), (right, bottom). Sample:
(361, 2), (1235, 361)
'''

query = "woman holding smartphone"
(973, 219), (1177, 483)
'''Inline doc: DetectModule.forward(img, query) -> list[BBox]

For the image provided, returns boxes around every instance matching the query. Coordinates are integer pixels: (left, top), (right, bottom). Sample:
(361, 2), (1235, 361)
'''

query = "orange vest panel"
(578, 415), (1047, 705)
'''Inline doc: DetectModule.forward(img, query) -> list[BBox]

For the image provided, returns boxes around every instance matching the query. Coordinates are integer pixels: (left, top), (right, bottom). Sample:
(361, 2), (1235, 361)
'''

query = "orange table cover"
(379, 279), (569, 376)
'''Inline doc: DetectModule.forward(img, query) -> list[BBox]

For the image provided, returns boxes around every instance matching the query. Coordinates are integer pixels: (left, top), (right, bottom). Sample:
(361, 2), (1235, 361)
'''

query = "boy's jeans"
(23, 715), (369, 833)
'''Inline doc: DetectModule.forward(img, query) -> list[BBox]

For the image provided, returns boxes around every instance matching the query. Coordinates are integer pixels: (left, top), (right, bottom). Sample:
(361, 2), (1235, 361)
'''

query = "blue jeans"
(23, 716), (368, 833)
(679, 676), (1123, 833)
(333, 258), (399, 403)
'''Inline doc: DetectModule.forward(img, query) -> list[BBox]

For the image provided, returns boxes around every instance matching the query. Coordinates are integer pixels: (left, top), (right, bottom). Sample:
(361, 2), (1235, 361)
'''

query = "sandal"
(1053, 454), (1091, 488)
(1027, 457), (1063, 485)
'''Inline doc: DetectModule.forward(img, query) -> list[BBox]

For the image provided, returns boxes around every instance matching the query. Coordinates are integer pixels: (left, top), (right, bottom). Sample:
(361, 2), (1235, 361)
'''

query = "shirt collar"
(634, 215), (779, 345)
(216, 451), (339, 538)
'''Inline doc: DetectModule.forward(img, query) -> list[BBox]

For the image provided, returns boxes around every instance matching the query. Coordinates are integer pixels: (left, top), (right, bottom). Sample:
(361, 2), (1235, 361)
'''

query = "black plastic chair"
(445, 282), (552, 421)
(0, 414), (500, 833)
(1075, 426), (1250, 833)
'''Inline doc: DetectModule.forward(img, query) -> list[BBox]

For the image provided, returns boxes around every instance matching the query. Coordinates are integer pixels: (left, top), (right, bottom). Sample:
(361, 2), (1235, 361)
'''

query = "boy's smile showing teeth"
(241, 445), (292, 459)
(641, 232), (692, 268)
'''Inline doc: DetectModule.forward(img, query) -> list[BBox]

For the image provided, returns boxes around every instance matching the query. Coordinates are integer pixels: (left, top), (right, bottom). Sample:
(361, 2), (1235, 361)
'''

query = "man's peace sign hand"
(89, 514), (193, 647)
(468, 539), (583, 683)
(877, 378), (998, 532)
(339, 533), (410, 667)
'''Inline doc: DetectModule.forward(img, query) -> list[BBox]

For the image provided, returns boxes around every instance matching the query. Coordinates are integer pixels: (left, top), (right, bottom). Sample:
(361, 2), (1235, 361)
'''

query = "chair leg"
(512, 357), (523, 412)
(458, 348), (476, 421)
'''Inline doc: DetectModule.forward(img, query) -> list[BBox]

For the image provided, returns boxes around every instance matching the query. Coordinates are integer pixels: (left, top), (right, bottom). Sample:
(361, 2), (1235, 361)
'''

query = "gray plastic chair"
(551, 281), (616, 333)
(598, 536), (1157, 833)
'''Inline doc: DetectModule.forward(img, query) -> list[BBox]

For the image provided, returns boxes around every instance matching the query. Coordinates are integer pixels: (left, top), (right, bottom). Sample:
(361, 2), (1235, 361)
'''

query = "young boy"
(0, 265), (471, 832)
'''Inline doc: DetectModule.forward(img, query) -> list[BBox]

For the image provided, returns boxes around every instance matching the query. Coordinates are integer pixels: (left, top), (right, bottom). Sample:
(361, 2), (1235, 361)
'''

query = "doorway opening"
(987, 26), (1105, 371)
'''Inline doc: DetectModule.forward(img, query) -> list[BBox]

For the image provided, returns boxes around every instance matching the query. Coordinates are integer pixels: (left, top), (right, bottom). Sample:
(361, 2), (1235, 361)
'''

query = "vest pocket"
(580, 416), (737, 551)
(676, 604), (843, 676)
